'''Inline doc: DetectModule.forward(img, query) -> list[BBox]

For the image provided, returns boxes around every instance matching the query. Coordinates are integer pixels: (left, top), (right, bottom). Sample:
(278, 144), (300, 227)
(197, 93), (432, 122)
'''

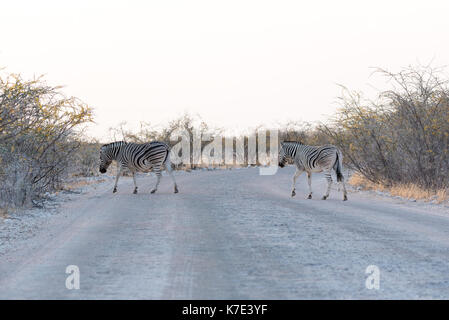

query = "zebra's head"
(278, 142), (287, 168)
(279, 141), (298, 168)
(99, 141), (127, 173)
(99, 145), (112, 173)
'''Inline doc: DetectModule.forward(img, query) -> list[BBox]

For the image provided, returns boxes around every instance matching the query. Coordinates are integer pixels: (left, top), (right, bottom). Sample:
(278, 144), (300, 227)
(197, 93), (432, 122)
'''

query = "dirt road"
(1, 167), (449, 299)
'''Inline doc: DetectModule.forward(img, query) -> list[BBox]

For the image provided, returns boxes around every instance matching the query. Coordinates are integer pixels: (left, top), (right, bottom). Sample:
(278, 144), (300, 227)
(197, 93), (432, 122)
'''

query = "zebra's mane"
(101, 141), (128, 149)
(281, 141), (304, 145)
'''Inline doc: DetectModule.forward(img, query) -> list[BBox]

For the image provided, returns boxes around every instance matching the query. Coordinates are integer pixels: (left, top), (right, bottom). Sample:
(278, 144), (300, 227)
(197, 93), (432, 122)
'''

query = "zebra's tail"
(335, 150), (344, 182)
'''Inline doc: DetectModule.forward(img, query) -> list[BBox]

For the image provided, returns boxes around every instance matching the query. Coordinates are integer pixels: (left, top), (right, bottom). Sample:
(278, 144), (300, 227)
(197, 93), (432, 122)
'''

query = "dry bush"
(0, 73), (93, 207)
(278, 121), (311, 142)
(321, 65), (449, 191)
(278, 120), (330, 146)
(71, 139), (102, 177)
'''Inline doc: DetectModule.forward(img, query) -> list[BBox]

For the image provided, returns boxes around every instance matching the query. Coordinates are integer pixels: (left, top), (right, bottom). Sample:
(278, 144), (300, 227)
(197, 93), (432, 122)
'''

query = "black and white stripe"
(278, 141), (347, 201)
(99, 141), (179, 194)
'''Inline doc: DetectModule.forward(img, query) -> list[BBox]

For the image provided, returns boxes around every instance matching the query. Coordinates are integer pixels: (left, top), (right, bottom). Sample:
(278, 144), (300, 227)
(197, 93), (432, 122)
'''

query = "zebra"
(99, 141), (179, 194)
(278, 141), (347, 201)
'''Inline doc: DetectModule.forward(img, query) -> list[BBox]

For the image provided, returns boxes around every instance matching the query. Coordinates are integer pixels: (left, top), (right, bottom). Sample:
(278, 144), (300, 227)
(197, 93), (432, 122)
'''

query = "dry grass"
(63, 178), (105, 191)
(349, 173), (449, 204)
(0, 207), (8, 219)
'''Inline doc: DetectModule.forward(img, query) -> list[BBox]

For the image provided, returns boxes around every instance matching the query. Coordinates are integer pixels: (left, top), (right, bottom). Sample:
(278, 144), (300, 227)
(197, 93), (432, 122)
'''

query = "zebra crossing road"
(1, 167), (449, 299)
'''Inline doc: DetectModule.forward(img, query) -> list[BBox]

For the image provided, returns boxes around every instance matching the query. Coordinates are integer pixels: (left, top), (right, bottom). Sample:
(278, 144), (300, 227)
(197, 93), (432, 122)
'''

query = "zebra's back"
(119, 142), (170, 172)
(298, 145), (338, 172)
(298, 144), (338, 172)
(281, 142), (338, 172)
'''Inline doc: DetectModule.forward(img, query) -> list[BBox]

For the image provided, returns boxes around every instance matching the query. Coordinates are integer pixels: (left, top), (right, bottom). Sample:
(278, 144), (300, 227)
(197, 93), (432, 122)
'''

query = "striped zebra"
(278, 141), (347, 201)
(99, 141), (179, 194)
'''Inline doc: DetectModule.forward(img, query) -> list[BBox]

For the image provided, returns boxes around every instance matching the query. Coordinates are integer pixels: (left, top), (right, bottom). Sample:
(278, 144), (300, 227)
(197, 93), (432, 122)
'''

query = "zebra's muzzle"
(278, 162), (285, 168)
(99, 168), (106, 174)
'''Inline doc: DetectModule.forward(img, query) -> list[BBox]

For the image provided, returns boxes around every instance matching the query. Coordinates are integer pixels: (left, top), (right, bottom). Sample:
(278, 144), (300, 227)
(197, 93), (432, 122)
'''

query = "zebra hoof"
(113, 188), (117, 193)
(343, 195), (348, 201)
(307, 194), (312, 199)
(133, 189), (138, 194)
(291, 190), (296, 197)
(174, 186), (179, 193)
(322, 195), (328, 200)
(150, 189), (156, 194)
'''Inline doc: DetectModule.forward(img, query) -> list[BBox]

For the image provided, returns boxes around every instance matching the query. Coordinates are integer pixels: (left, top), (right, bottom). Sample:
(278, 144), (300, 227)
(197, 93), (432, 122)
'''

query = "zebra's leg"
(340, 176), (348, 201)
(113, 165), (122, 193)
(165, 161), (179, 193)
(291, 168), (303, 197)
(132, 171), (138, 194)
(322, 170), (333, 200)
(307, 172), (313, 199)
(150, 170), (161, 194)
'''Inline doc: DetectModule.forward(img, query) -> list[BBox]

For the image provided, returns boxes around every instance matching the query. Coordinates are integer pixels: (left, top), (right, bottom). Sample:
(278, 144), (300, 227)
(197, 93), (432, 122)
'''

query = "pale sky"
(1, 0), (449, 139)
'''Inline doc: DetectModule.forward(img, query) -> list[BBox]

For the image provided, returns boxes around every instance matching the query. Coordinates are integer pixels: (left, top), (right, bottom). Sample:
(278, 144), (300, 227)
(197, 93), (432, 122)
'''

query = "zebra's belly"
(307, 167), (324, 173)
(142, 165), (154, 172)
(128, 164), (153, 173)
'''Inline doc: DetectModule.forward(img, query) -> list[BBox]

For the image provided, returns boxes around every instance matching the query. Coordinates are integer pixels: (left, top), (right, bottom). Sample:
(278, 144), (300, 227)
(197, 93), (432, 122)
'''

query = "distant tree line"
(78, 65), (449, 191)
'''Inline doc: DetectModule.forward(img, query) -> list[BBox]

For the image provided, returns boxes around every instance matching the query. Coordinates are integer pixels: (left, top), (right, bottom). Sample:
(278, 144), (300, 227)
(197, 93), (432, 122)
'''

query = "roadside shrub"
(71, 139), (102, 177)
(320, 66), (449, 190)
(0, 74), (93, 207)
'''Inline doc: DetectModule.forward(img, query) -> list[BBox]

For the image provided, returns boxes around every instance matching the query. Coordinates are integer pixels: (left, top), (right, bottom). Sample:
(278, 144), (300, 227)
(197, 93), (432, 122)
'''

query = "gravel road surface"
(1, 167), (449, 299)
